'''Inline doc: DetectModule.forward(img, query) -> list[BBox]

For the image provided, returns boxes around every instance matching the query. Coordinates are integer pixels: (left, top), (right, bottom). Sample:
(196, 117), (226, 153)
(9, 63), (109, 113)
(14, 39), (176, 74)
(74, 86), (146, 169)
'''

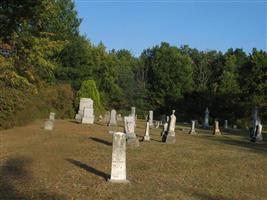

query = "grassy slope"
(0, 120), (266, 200)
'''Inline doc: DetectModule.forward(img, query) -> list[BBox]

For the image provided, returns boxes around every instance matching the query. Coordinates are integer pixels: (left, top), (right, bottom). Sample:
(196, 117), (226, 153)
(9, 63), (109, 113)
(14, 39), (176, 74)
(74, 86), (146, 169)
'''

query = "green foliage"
(77, 80), (103, 115)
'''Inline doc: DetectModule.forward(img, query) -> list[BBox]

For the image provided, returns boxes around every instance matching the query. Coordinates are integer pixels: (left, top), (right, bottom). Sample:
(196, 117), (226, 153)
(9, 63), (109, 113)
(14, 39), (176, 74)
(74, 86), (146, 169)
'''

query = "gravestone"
(251, 122), (263, 143)
(149, 110), (153, 126)
(213, 120), (221, 135)
(143, 122), (150, 141)
(189, 120), (197, 135)
(161, 122), (168, 136)
(49, 112), (55, 121)
(203, 107), (209, 128)
(131, 107), (136, 117)
(98, 115), (103, 122)
(44, 120), (53, 131)
(251, 107), (259, 138)
(124, 116), (139, 148)
(155, 121), (160, 128)
(103, 111), (110, 124)
(108, 132), (129, 183)
(75, 98), (94, 123)
(117, 114), (123, 122)
(166, 116), (170, 123)
(108, 109), (117, 126)
(162, 110), (176, 144)
(224, 120), (228, 129)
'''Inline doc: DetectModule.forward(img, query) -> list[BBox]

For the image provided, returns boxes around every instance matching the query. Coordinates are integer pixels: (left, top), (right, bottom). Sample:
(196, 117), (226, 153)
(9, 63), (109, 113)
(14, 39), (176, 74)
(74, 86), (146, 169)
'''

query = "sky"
(74, 0), (266, 56)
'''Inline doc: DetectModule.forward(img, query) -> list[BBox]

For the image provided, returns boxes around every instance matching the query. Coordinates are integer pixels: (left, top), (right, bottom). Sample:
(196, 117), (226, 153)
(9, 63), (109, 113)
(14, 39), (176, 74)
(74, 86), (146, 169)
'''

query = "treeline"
(0, 0), (266, 129)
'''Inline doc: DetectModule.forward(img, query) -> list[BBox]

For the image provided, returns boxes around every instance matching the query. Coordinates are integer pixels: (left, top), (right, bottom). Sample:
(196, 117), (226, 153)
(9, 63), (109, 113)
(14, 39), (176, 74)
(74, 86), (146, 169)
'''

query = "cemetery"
(0, 1), (266, 200)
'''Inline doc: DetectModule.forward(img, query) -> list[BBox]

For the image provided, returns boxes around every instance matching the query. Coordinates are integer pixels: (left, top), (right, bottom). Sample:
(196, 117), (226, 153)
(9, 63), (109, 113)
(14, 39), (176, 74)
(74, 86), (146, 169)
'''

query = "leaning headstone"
(108, 109), (117, 126)
(161, 122), (168, 136)
(124, 116), (139, 148)
(49, 112), (55, 121)
(189, 120), (197, 135)
(117, 114), (123, 122)
(251, 122), (263, 143)
(149, 110), (153, 126)
(224, 120), (228, 129)
(143, 122), (150, 141)
(44, 120), (53, 131)
(203, 107), (209, 128)
(162, 110), (176, 144)
(213, 120), (221, 135)
(108, 132), (129, 183)
(103, 111), (110, 124)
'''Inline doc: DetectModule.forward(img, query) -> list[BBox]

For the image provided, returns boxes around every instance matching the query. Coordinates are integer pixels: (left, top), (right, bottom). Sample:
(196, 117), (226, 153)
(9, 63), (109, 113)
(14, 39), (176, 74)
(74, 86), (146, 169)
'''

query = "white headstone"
(108, 132), (129, 183)
(161, 122), (168, 136)
(189, 120), (197, 134)
(44, 119), (53, 131)
(149, 110), (153, 126)
(76, 98), (94, 124)
(143, 122), (150, 141)
(108, 109), (117, 126)
(82, 106), (94, 124)
(224, 120), (228, 129)
(155, 121), (160, 128)
(131, 107), (136, 117)
(213, 120), (221, 135)
(117, 114), (123, 122)
(251, 122), (263, 143)
(162, 110), (176, 143)
(103, 111), (111, 124)
(124, 116), (139, 148)
(49, 112), (55, 121)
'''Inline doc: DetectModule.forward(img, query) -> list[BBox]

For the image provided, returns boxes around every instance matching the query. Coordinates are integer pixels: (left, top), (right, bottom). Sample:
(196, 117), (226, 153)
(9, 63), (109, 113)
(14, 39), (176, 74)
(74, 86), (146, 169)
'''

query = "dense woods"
(0, 0), (266, 129)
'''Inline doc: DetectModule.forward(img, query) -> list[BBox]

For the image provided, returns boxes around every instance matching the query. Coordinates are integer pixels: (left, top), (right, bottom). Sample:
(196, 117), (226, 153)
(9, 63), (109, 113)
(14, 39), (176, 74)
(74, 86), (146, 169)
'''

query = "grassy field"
(0, 120), (266, 200)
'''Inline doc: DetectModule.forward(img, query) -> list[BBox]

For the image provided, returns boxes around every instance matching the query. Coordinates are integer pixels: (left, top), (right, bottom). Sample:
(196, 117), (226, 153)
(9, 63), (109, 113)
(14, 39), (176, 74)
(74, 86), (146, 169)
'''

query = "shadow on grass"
(89, 137), (112, 146)
(68, 119), (79, 124)
(66, 158), (109, 180)
(192, 192), (232, 200)
(0, 156), (65, 200)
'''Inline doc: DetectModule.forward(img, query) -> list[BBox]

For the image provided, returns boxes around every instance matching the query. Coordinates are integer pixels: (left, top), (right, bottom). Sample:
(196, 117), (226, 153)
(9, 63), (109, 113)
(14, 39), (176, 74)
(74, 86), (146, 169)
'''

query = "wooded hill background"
(0, 0), (266, 129)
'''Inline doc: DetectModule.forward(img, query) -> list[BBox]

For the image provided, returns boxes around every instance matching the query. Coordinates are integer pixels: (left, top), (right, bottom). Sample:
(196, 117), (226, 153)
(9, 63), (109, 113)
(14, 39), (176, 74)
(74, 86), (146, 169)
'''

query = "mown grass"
(0, 120), (266, 200)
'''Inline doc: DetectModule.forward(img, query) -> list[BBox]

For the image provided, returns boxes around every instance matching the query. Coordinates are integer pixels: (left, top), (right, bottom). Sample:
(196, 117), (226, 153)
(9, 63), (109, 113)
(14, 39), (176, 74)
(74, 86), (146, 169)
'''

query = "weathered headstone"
(251, 107), (259, 138)
(143, 122), (150, 141)
(224, 120), (228, 129)
(130, 107), (136, 117)
(149, 110), (153, 126)
(98, 115), (103, 122)
(162, 110), (176, 144)
(81, 99), (94, 124)
(75, 98), (94, 123)
(166, 116), (170, 123)
(103, 111), (111, 124)
(117, 114), (123, 122)
(49, 112), (55, 121)
(203, 107), (209, 128)
(251, 122), (263, 143)
(108, 132), (129, 183)
(189, 120), (197, 135)
(124, 116), (139, 148)
(155, 121), (160, 128)
(108, 109), (117, 126)
(213, 120), (221, 135)
(44, 119), (53, 131)
(161, 122), (168, 136)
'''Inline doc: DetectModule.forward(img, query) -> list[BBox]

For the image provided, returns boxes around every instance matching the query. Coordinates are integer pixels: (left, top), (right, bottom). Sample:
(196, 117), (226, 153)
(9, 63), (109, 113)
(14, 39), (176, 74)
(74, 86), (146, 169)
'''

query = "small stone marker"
(155, 121), (160, 128)
(143, 122), (150, 141)
(44, 120), (53, 131)
(108, 109), (117, 126)
(49, 112), (55, 121)
(251, 122), (263, 143)
(103, 111), (111, 124)
(98, 115), (103, 122)
(203, 107), (209, 128)
(162, 110), (176, 144)
(108, 132), (129, 183)
(149, 110), (153, 126)
(213, 120), (221, 135)
(124, 116), (139, 148)
(131, 107), (136, 117)
(224, 120), (228, 129)
(189, 120), (197, 134)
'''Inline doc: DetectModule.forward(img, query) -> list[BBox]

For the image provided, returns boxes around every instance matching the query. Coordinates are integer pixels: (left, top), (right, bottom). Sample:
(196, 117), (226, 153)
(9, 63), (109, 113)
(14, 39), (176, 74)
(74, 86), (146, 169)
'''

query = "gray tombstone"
(149, 110), (153, 126)
(103, 111), (111, 124)
(98, 115), (103, 122)
(189, 120), (197, 135)
(108, 109), (117, 126)
(203, 107), (209, 128)
(49, 112), (55, 121)
(213, 120), (221, 135)
(251, 107), (259, 138)
(143, 122), (150, 141)
(117, 114), (123, 122)
(108, 132), (129, 183)
(251, 122), (263, 143)
(162, 110), (176, 144)
(44, 119), (53, 131)
(124, 116), (139, 148)
(224, 120), (228, 129)
(76, 98), (94, 123)
(161, 122), (168, 136)
(131, 107), (136, 117)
